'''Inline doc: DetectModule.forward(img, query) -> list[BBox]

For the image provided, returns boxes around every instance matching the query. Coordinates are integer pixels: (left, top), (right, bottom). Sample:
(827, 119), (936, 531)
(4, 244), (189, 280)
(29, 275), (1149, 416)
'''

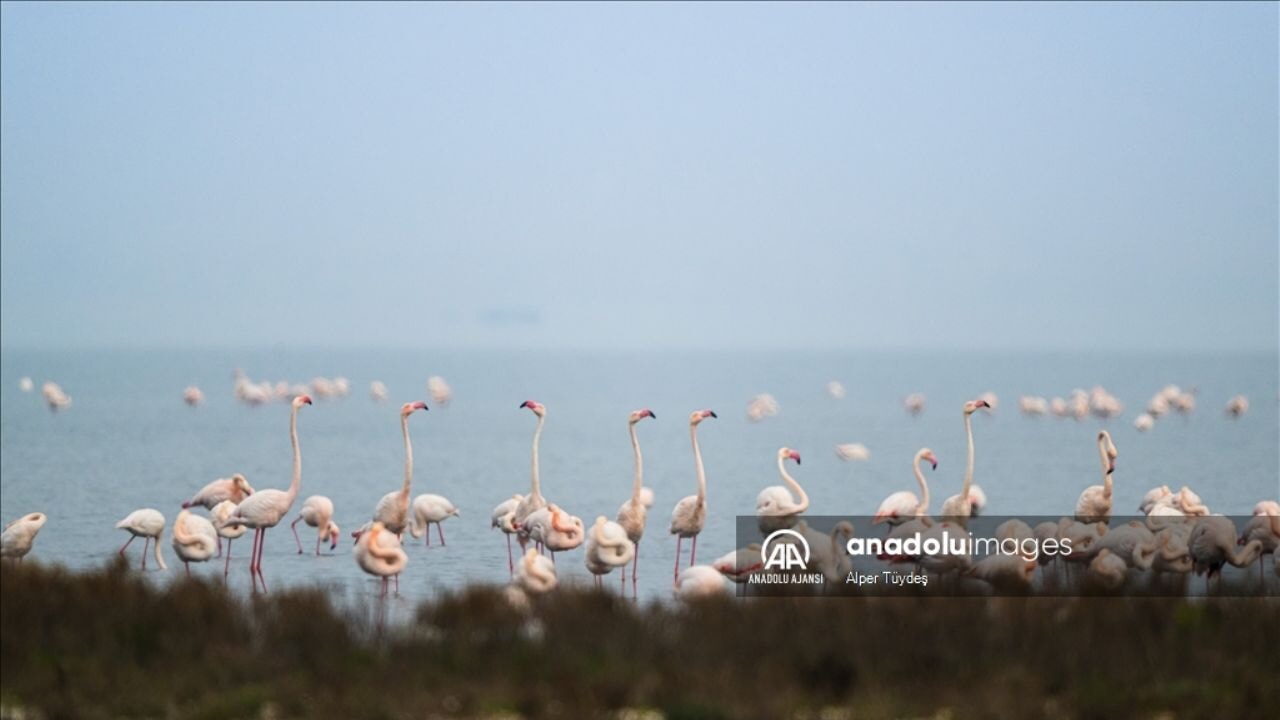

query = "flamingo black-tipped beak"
(708, 410), (718, 418)
(931, 461), (938, 471)
(648, 410), (656, 419)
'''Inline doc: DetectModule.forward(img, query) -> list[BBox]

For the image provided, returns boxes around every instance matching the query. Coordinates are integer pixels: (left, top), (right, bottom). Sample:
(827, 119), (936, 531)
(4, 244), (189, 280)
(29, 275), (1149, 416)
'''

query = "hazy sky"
(1, 2), (1276, 351)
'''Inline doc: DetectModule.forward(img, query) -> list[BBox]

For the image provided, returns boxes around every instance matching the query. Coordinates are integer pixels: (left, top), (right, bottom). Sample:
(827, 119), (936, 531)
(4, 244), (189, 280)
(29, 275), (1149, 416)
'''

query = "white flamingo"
(512, 401), (550, 538)
(211, 500), (245, 577)
(171, 509), (218, 576)
(1075, 430), (1118, 522)
(940, 399), (990, 524)
(670, 409), (717, 581)
(409, 494), (460, 547)
(756, 448), (808, 533)
(225, 394), (311, 591)
(873, 448), (937, 526)
(354, 521), (407, 597)
(373, 401), (429, 535)
(115, 509), (167, 571)
(183, 386), (205, 406)
(584, 516), (636, 587)
(2, 512), (47, 562)
(616, 408), (656, 583)
(291, 495), (340, 555)
(491, 494), (524, 576)
(522, 504), (585, 555)
(1087, 549), (1128, 591)
(674, 565), (729, 599)
(514, 548), (557, 594)
(183, 474), (255, 510)
(712, 544), (763, 583)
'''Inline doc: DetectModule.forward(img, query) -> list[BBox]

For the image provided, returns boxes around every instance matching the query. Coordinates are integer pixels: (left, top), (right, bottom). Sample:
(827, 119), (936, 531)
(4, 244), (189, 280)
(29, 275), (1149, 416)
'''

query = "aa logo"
(761, 528), (810, 571)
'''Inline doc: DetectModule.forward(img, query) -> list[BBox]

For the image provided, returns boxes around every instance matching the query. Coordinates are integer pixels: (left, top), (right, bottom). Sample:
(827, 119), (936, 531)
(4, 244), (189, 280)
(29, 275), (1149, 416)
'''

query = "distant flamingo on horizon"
(670, 409), (716, 581)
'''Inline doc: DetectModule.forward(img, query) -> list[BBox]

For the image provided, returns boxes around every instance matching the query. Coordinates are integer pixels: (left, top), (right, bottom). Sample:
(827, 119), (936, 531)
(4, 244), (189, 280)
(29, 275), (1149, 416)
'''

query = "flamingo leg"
(224, 538), (233, 580)
(185, 561), (191, 578)
(425, 524), (431, 547)
(506, 534), (515, 577)
(394, 574), (400, 594)
(291, 517), (304, 554)
(437, 523), (446, 546)
(690, 535), (698, 568)
(633, 541), (640, 582)
(118, 535), (136, 556)
(256, 530), (269, 593)
(315, 535), (321, 556)
(141, 538), (149, 570)
(674, 536), (683, 581)
(216, 537), (223, 558)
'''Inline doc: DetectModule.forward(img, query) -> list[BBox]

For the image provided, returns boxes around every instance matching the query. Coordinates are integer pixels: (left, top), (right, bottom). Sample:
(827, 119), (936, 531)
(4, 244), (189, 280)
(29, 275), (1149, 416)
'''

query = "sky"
(1, 2), (1276, 352)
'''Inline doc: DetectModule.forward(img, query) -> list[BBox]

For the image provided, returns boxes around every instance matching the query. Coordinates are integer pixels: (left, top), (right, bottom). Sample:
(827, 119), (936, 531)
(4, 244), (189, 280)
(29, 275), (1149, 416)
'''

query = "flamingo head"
(327, 521), (341, 550)
(520, 400), (545, 417)
(921, 448), (938, 471)
(366, 521), (385, 543)
(401, 400), (429, 416)
(292, 394), (313, 408)
(629, 408), (656, 424)
(779, 447), (801, 465)
(1098, 430), (1118, 472)
(22, 512), (47, 529)
(690, 409), (717, 425)
(963, 399), (990, 415)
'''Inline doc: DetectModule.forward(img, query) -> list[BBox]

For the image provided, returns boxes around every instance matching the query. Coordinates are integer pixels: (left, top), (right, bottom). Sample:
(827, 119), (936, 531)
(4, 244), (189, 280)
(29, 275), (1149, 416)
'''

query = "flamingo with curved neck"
(617, 408), (655, 582)
(941, 399), (989, 523)
(669, 409), (716, 581)
(1075, 430), (1118, 522)
(874, 448), (938, 525)
(355, 521), (408, 597)
(756, 448), (808, 532)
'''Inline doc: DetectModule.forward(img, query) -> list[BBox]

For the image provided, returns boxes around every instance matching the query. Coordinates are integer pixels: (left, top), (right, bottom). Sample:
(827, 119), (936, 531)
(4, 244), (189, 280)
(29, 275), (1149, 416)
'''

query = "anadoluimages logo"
(761, 528), (810, 571)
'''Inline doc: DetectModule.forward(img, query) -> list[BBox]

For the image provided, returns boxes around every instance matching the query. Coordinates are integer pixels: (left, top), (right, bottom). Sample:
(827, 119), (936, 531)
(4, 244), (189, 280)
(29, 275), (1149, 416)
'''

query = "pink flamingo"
(372, 401), (429, 536)
(669, 409), (716, 581)
(873, 448), (937, 526)
(616, 408), (656, 583)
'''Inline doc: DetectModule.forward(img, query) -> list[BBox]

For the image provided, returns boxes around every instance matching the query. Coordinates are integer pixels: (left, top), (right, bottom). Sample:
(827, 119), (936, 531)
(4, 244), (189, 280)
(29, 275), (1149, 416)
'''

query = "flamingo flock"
(3, 375), (1275, 604)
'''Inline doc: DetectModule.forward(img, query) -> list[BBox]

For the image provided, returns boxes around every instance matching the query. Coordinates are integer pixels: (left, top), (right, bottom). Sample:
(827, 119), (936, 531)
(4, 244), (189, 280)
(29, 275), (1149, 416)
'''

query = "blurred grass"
(2, 560), (1277, 719)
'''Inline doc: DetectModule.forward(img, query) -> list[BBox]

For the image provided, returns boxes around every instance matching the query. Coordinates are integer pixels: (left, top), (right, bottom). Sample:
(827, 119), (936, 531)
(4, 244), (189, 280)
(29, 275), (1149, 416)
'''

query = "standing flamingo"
(940, 399), (990, 524)
(354, 521), (407, 597)
(2, 512), (47, 562)
(513, 401), (550, 539)
(873, 448), (938, 526)
(491, 494), (524, 576)
(1075, 430), (1118, 522)
(210, 500), (245, 577)
(373, 401), (429, 535)
(1188, 516), (1263, 590)
(674, 565), (729, 599)
(670, 409), (717, 580)
(182, 473), (254, 510)
(409, 494), (460, 547)
(616, 408), (655, 582)
(756, 448), (808, 533)
(226, 394), (311, 591)
(585, 516), (636, 587)
(171, 509), (218, 576)
(115, 509), (168, 571)
(514, 548), (558, 594)
(291, 495), (340, 555)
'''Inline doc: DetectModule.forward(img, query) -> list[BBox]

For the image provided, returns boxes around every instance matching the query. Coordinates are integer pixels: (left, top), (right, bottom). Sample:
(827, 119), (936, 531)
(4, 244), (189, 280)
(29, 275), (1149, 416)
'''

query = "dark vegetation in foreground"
(2, 561), (1278, 720)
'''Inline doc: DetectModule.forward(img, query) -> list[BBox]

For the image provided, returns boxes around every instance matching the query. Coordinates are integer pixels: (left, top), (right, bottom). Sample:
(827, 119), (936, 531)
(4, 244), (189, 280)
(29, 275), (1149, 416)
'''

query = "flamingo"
(512, 401), (550, 538)
(904, 393), (925, 416)
(291, 495), (340, 555)
(616, 408), (656, 583)
(712, 544), (763, 583)
(427, 376), (452, 406)
(115, 509), (168, 571)
(514, 548), (557, 594)
(873, 448), (937, 526)
(409, 494), (460, 547)
(1087, 549), (1128, 591)
(182, 473), (255, 510)
(584, 516), (636, 587)
(1, 512), (47, 562)
(354, 521), (407, 597)
(491, 494), (524, 576)
(964, 554), (1037, 593)
(1139, 485), (1174, 514)
(1089, 521), (1157, 570)
(968, 485), (988, 516)
(171, 509), (218, 576)
(670, 409), (717, 581)
(225, 394), (311, 591)
(756, 448), (808, 533)
(1239, 513), (1279, 582)
(41, 382), (71, 411)
(940, 399), (990, 524)
(1188, 516), (1263, 590)
(523, 504), (585, 555)
(372, 401), (429, 535)
(18, 377), (33, 392)
(210, 500), (245, 576)
(674, 565), (729, 599)
(1173, 486), (1210, 516)
(370, 381), (388, 402)
(1225, 394), (1249, 417)
(1075, 430), (1117, 523)
(183, 386), (205, 406)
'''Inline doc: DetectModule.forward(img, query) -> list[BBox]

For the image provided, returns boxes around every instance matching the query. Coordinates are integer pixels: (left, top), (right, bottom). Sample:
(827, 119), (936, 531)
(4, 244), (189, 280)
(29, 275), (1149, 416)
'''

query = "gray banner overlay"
(730, 515), (1279, 597)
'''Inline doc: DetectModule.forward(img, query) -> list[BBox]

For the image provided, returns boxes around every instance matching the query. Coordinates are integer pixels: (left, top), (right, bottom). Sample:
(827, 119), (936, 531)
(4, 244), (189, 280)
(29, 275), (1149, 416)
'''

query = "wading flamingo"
(674, 565), (729, 599)
(354, 521), (407, 597)
(670, 409), (717, 580)
(491, 494), (524, 576)
(116, 509), (167, 571)
(713, 544), (763, 582)
(1075, 430), (1118, 522)
(373, 401), (429, 535)
(514, 548), (557, 594)
(940, 399), (990, 524)
(409, 493), (460, 547)
(873, 448), (937, 526)
(211, 500), (245, 576)
(291, 495), (340, 555)
(171, 509), (218, 576)
(756, 448), (807, 533)
(2, 513), (47, 562)
(182, 473), (254, 509)
(616, 408), (656, 582)
(225, 394), (311, 591)
(1188, 516), (1263, 591)
(523, 504), (585, 555)
(585, 516), (636, 587)
(1087, 549), (1129, 591)
(513, 401), (550, 537)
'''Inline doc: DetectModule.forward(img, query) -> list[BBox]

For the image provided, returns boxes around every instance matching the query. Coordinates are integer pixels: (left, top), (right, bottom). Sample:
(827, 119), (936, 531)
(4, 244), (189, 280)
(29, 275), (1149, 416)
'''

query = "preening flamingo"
(1075, 430), (1117, 522)
(354, 521), (407, 597)
(670, 409), (716, 581)
(225, 394), (311, 591)
(1188, 516), (1263, 589)
(491, 494), (524, 576)
(512, 401), (550, 538)
(1139, 485), (1174, 514)
(940, 399), (990, 524)
(1089, 521), (1157, 570)
(1087, 549), (1128, 591)
(522, 504), (585, 554)
(210, 500), (245, 576)
(964, 554), (1036, 593)
(712, 544), (763, 582)
(2, 512), (47, 562)
(171, 509), (218, 576)
(116, 509), (167, 571)
(409, 494), (460, 547)
(873, 448), (937, 526)
(514, 548), (557, 594)
(183, 473), (254, 510)
(584, 516), (636, 587)
(373, 401), (429, 535)
(756, 448), (808, 533)
(291, 495), (339, 555)
(616, 408), (656, 582)
(674, 565), (729, 599)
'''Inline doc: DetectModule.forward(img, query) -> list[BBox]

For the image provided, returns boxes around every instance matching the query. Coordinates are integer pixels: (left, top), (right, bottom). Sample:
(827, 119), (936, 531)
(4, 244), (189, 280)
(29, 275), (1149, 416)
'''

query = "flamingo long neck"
(691, 424), (706, 507)
(153, 528), (167, 570)
(1097, 437), (1112, 498)
(777, 455), (809, 512)
(287, 404), (302, 504)
(913, 452), (930, 515)
(961, 412), (975, 508)
(530, 413), (544, 502)
(366, 528), (397, 561)
(629, 422), (643, 505)
(1230, 539), (1263, 567)
(400, 414), (414, 504)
